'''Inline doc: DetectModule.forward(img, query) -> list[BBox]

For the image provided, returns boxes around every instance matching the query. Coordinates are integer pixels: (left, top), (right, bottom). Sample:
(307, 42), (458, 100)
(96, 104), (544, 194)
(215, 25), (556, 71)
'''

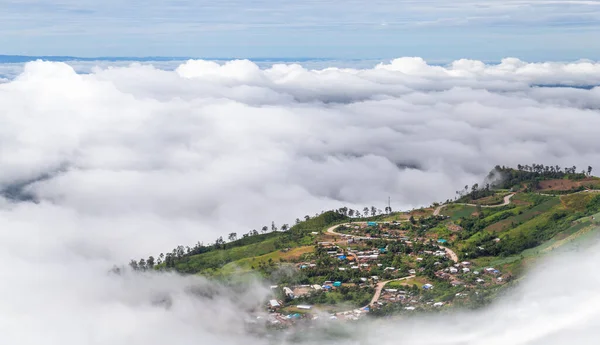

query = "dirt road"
(369, 275), (415, 306)
(433, 193), (515, 216)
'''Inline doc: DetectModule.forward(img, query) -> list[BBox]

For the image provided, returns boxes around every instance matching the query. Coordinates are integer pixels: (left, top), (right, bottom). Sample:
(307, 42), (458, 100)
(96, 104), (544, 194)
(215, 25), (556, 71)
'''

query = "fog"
(1, 57), (600, 344)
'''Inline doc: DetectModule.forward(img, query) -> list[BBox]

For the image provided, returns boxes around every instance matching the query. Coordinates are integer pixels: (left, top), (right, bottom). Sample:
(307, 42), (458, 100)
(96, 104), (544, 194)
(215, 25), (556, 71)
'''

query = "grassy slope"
(163, 189), (600, 284)
(221, 246), (314, 274)
(175, 211), (349, 274)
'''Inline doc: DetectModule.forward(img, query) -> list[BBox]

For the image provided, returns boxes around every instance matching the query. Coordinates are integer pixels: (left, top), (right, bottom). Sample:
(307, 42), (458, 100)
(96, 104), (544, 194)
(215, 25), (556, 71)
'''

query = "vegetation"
(122, 164), (600, 320)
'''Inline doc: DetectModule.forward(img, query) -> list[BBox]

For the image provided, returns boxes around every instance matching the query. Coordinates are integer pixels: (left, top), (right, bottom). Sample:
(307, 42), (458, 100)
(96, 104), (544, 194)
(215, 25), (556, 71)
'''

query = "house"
(433, 302), (444, 307)
(312, 285), (322, 290)
(416, 257), (423, 262)
(462, 267), (471, 273)
(269, 300), (281, 309)
(384, 267), (395, 271)
(338, 267), (346, 271)
(367, 221), (378, 226)
(283, 287), (294, 298)
(422, 284), (434, 290)
(476, 278), (485, 283)
(461, 261), (471, 266)
(360, 277), (368, 282)
(408, 269), (416, 275)
(297, 305), (312, 310)
(351, 265), (359, 269)
(405, 306), (416, 311)
(449, 267), (458, 274)
(437, 239), (448, 244)
(371, 276), (379, 280)
(333, 281), (342, 287)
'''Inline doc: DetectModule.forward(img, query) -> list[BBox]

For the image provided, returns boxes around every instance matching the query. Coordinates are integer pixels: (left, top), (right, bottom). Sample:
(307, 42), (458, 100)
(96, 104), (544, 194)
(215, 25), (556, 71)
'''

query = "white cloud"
(1, 57), (600, 344)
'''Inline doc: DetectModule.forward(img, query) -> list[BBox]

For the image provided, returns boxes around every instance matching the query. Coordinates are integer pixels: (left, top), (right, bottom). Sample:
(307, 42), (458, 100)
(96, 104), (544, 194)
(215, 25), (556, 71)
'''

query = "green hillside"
(126, 165), (600, 321)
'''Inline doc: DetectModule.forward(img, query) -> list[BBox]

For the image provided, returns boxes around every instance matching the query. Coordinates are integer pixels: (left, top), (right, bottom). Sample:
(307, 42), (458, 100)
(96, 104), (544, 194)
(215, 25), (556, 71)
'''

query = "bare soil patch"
(538, 178), (599, 192)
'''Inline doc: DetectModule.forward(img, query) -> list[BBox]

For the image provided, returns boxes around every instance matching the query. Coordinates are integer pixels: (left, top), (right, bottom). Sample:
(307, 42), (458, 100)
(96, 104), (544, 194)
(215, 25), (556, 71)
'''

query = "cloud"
(1, 57), (600, 344)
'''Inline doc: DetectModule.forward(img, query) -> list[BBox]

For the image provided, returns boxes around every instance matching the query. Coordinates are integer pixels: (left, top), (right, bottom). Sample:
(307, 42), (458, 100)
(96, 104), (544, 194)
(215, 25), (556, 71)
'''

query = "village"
(257, 219), (509, 327)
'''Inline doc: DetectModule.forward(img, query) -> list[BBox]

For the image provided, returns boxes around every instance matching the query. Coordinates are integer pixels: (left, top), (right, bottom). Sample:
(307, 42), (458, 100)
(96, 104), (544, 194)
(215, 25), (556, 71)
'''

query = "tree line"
(492, 164), (592, 190)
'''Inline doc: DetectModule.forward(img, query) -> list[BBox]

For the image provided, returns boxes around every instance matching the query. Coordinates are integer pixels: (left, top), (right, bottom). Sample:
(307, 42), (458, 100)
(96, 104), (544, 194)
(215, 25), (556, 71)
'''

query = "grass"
(442, 205), (477, 220)
(561, 192), (598, 212)
(470, 193), (510, 206)
(221, 246), (314, 273)
(385, 276), (429, 289)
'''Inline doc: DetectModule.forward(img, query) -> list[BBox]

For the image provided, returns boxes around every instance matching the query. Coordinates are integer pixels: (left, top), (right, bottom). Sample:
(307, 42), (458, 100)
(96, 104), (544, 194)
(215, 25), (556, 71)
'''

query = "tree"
(363, 207), (369, 216)
(281, 224), (289, 231)
(252, 229), (259, 236)
(147, 256), (155, 269)
(304, 215), (310, 221)
(129, 259), (139, 271)
(371, 206), (377, 217)
(271, 221), (278, 232)
(409, 215), (416, 224)
(348, 209), (355, 217)
(228, 232), (237, 242)
(295, 218), (301, 225)
(261, 226), (268, 233)
(138, 258), (146, 270)
(588, 166), (593, 176)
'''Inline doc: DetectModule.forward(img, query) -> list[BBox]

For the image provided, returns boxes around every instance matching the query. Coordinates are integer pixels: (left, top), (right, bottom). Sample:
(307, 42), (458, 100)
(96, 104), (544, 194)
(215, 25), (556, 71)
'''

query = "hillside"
(126, 165), (600, 324)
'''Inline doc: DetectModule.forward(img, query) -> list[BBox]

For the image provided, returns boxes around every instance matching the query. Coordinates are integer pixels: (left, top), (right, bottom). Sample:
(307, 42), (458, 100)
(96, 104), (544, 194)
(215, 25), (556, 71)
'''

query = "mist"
(1, 57), (600, 344)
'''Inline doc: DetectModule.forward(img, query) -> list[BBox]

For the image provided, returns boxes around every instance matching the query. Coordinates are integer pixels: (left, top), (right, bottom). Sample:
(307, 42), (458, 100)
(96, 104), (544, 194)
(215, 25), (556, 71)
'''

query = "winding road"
(433, 193), (515, 216)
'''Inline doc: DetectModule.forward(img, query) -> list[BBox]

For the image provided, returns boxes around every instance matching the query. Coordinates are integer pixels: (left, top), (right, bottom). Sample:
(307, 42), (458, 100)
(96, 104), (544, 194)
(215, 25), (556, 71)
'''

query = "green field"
(441, 204), (477, 220)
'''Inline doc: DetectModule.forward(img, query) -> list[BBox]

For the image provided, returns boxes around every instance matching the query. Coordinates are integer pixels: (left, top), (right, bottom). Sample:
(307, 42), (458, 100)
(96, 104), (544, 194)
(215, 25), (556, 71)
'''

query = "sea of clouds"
(1, 57), (600, 344)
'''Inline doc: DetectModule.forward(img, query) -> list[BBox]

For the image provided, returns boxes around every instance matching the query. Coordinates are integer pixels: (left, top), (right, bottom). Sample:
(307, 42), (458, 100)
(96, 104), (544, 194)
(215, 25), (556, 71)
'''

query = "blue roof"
(437, 239), (448, 243)
(337, 255), (347, 260)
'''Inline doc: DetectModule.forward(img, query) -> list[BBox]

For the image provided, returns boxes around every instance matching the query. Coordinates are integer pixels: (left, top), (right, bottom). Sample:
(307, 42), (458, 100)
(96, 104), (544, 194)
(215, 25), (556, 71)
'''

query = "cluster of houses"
(433, 261), (505, 286)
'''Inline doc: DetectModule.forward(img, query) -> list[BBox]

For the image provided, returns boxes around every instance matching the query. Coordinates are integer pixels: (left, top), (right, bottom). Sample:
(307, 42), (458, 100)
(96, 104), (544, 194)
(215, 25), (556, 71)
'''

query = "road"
(326, 222), (459, 263)
(369, 275), (415, 306)
(332, 275), (416, 317)
(433, 193), (515, 216)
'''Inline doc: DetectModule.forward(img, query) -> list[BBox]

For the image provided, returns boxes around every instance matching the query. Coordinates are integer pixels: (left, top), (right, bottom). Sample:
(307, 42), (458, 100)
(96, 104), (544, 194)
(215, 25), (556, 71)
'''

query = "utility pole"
(387, 196), (391, 213)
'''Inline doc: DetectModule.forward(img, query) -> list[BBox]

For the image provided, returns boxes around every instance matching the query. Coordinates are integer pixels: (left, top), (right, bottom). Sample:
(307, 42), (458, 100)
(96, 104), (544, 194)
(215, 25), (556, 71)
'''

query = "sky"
(1, 0), (600, 59)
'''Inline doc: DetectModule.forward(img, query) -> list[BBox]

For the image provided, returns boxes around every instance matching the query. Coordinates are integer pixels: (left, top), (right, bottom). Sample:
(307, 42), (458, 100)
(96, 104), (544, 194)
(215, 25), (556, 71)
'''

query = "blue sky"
(2, 0), (600, 60)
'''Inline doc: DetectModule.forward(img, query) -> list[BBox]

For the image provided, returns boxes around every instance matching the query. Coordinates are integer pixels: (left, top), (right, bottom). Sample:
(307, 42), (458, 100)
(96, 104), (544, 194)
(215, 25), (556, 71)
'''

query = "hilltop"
(126, 165), (600, 324)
